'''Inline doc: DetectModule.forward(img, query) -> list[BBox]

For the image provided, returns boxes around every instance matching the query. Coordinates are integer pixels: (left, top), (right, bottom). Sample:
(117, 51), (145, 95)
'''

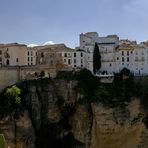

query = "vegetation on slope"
(0, 85), (23, 117)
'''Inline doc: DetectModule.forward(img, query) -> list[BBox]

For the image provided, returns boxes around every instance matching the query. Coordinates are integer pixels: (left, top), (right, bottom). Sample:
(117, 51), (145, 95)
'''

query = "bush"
(56, 71), (76, 81)
(0, 85), (22, 117)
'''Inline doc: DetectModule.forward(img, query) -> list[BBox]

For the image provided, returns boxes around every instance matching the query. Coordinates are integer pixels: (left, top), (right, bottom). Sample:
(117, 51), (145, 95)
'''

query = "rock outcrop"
(0, 111), (35, 148)
(1, 79), (148, 148)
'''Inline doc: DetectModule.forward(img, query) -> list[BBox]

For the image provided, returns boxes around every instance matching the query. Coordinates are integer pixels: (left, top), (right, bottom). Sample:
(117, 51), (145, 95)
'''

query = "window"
(31, 51), (33, 56)
(64, 53), (67, 57)
(81, 59), (83, 63)
(68, 59), (71, 64)
(122, 57), (124, 62)
(117, 57), (119, 60)
(122, 51), (124, 55)
(28, 51), (29, 56)
(127, 51), (129, 56)
(109, 63), (112, 67)
(0, 57), (2, 61)
(41, 52), (44, 57)
(16, 58), (18, 62)
(131, 51), (133, 54)
(74, 53), (76, 57)
(6, 59), (9, 65)
(31, 63), (33, 65)
(74, 59), (76, 63)
(7, 48), (8, 51)
(74, 65), (76, 67)
(31, 57), (33, 61)
(81, 65), (83, 67)
(0, 50), (2, 55)
(81, 52), (83, 57)
(36, 52), (37, 56)
(64, 59), (66, 63)
(127, 57), (129, 62)
(28, 63), (29, 65)
(51, 60), (53, 65)
(28, 57), (29, 61)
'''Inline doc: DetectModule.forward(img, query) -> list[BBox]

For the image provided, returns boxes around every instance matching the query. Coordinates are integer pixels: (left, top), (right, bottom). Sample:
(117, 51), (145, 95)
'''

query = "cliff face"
(1, 79), (148, 148)
(91, 99), (148, 148)
(0, 111), (35, 148)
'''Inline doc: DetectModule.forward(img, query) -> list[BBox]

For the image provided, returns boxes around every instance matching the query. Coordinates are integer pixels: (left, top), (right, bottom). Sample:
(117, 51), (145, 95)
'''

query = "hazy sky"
(0, 0), (148, 47)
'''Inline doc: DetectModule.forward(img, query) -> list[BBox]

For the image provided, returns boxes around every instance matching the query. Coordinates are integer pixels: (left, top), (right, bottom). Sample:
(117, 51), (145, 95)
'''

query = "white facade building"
(78, 32), (148, 76)
(79, 32), (119, 73)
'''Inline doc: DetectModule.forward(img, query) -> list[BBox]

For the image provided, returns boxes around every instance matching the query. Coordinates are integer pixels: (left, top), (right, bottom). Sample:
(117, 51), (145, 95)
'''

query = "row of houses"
(1, 32), (148, 76)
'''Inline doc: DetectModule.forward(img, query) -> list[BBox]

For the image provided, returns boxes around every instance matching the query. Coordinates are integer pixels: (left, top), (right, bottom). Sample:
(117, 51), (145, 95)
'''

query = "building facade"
(79, 32), (148, 76)
(1, 33), (148, 76)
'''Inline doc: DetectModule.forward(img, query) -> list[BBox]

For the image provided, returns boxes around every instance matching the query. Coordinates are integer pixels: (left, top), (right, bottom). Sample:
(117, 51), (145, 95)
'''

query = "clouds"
(0, 0), (148, 47)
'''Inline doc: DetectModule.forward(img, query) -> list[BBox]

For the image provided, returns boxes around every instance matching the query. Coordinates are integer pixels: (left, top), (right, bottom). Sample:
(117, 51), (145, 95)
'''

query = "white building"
(79, 32), (119, 73)
(78, 32), (148, 76)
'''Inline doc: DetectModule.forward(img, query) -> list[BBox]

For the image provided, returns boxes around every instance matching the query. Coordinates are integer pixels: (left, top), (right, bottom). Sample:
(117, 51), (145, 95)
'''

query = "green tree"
(93, 42), (101, 74)
(4, 85), (21, 106)
(2, 85), (22, 116)
(120, 67), (131, 76)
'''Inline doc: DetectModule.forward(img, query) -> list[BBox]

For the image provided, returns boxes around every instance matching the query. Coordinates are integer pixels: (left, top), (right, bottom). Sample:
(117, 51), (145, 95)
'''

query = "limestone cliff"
(0, 111), (35, 148)
(1, 79), (148, 148)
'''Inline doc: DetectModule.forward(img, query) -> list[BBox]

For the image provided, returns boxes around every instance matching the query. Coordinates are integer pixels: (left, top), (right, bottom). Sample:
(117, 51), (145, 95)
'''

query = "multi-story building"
(36, 44), (75, 71)
(27, 46), (38, 65)
(1, 32), (148, 77)
(0, 43), (27, 66)
(79, 32), (119, 73)
(79, 32), (148, 76)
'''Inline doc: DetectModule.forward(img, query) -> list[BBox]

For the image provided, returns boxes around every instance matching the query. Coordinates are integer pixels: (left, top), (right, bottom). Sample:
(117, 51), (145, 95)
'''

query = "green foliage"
(92, 78), (141, 107)
(76, 69), (99, 103)
(93, 42), (101, 74)
(55, 71), (76, 81)
(0, 85), (22, 117)
(120, 67), (132, 76)
(4, 85), (21, 104)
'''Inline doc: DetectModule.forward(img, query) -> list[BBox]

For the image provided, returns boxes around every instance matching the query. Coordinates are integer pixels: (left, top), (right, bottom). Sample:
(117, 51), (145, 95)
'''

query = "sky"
(0, 0), (148, 48)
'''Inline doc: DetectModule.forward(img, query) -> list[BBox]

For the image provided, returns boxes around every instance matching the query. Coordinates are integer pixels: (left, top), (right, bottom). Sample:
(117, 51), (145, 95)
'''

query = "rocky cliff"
(0, 78), (148, 148)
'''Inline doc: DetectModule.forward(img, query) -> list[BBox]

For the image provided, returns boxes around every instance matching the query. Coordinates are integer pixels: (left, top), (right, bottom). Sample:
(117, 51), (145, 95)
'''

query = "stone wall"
(0, 66), (57, 90)
(0, 67), (19, 90)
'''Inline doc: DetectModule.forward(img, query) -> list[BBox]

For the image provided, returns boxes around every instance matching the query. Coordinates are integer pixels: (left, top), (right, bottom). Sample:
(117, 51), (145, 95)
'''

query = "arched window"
(0, 50), (2, 55)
